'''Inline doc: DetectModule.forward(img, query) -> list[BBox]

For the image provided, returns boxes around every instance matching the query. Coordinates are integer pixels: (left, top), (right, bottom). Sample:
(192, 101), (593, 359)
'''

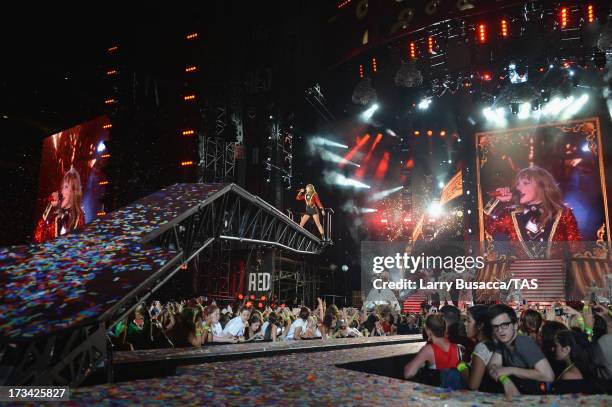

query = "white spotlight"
(581, 143), (590, 152)
(561, 94), (589, 120)
(359, 208), (378, 213)
(361, 103), (379, 121)
(309, 137), (349, 149)
(517, 103), (531, 120)
(438, 181), (445, 188)
(369, 186), (404, 201)
(417, 98), (432, 110)
(323, 171), (371, 189)
(97, 141), (106, 153)
(427, 202), (443, 217)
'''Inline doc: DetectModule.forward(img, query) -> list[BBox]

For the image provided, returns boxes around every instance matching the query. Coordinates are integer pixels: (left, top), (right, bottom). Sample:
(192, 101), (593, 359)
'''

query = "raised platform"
(73, 338), (611, 405)
(0, 183), (325, 386)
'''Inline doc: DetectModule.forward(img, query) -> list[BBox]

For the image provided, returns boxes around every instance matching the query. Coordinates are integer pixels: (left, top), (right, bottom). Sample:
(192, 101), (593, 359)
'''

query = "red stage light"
(337, 0), (352, 9)
(409, 42), (417, 59)
(280, 303), (285, 308)
(341, 134), (370, 167)
(427, 130), (433, 136)
(238, 294), (244, 300)
(375, 152), (390, 179)
(405, 158), (415, 169)
(428, 36), (434, 54)
(414, 130), (420, 136)
(249, 295), (256, 300)
(258, 302), (264, 308)
(359, 64), (364, 79)
(560, 7), (568, 28)
(246, 301), (253, 308)
(180, 264), (188, 270)
(482, 73), (492, 81)
(371, 57), (377, 73)
(478, 24), (486, 43)
(587, 5), (594, 23)
(501, 19), (508, 38)
(260, 295), (266, 301)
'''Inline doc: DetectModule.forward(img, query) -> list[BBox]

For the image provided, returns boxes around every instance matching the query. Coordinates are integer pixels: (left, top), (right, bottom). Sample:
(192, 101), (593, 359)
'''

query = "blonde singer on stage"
(296, 184), (326, 240)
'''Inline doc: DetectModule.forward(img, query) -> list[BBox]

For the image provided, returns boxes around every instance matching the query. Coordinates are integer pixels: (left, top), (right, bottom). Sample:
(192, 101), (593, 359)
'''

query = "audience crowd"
(110, 297), (612, 396)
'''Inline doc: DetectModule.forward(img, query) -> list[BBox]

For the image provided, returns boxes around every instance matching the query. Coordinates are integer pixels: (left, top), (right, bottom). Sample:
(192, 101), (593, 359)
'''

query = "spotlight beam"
(340, 134), (371, 167)
(368, 186), (404, 202)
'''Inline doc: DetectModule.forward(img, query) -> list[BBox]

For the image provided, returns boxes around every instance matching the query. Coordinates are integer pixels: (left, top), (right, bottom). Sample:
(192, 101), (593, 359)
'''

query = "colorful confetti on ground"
(68, 341), (611, 406)
(0, 183), (229, 338)
(113, 335), (422, 365)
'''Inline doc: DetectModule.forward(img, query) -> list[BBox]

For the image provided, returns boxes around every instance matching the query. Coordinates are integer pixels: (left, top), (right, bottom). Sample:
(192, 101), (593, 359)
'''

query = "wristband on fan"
(498, 374), (509, 385)
(457, 362), (468, 372)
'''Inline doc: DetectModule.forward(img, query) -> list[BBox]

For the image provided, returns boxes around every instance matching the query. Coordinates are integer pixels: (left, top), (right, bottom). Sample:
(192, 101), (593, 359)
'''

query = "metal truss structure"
(199, 136), (236, 183)
(1, 183), (323, 387)
(0, 323), (106, 386)
(272, 252), (322, 308)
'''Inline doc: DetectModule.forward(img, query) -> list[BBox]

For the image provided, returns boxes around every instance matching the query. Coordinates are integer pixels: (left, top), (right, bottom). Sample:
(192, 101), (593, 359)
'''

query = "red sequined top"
(486, 205), (581, 242)
(296, 191), (323, 208)
(486, 204), (581, 258)
(33, 207), (85, 244)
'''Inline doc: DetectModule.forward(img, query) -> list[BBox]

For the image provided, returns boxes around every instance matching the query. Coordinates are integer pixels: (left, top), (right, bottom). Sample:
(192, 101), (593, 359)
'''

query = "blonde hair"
(515, 166), (563, 226)
(62, 167), (84, 230)
(306, 184), (316, 194)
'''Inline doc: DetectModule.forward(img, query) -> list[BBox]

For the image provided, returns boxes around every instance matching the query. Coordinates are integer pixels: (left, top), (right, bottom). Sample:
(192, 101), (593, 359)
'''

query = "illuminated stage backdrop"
(475, 118), (610, 301)
(35, 116), (111, 230)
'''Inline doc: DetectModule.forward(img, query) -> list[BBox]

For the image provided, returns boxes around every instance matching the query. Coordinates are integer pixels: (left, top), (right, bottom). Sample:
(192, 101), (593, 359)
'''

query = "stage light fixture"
(510, 102), (519, 115)
(409, 42), (417, 59)
(414, 130), (420, 136)
(341, 265), (349, 272)
(186, 32), (199, 40)
(440, 130), (446, 136)
(99, 181), (109, 186)
(478, 24), (486, 43)
(104, 99), (116, 104)
(97, 141), (106, 153)
(182, 130), (195, 136)
(371, 57), (378, 73)
(427, 130), (433, 136)
(360, 103), (379, 121)
(103, 124), (112, 129)
(359, 64), (364, 79)
(581, 143), (590, 152)
(560, 7), (568, 28)
(180, 161), (194, 167)
(185, 66), (197, 73)
(107, 46), (118, 52)
(427, 202), (443, 217)
(587, 4), (594, 23)
(184, 94), (196, 101)
(428, 36), (434, 54)
(501, 19), (508, 37)
(417, 98), (432, 110)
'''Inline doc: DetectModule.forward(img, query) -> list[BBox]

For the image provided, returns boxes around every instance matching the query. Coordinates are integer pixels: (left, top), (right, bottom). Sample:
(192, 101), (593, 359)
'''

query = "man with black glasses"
(486, 304), (554, 394)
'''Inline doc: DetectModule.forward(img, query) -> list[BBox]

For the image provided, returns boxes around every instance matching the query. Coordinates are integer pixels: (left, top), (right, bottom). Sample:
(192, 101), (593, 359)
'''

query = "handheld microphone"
(487, 189), (520, 200)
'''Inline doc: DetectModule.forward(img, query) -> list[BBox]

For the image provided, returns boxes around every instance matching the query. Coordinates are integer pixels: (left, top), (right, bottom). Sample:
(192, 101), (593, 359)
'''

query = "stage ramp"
(0, 183), (323, 386)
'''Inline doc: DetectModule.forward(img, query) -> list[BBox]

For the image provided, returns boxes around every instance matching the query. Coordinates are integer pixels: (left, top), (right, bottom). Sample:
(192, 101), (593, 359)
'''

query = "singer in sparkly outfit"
(34, 167), (85, 243)
(296, 184), (325, 240)
(485, 166), (581, 258)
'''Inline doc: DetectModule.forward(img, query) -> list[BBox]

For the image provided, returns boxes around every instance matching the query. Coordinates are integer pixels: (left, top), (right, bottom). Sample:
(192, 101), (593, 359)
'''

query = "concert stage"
(0, 183), (325, 386)
(72, 337), (610, 406)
